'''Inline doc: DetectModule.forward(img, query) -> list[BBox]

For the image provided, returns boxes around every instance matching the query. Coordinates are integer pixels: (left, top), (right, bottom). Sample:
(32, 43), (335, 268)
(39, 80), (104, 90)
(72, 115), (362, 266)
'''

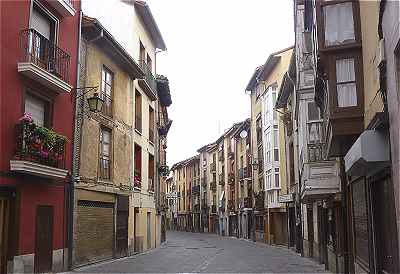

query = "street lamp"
(87, 92), (104, 112)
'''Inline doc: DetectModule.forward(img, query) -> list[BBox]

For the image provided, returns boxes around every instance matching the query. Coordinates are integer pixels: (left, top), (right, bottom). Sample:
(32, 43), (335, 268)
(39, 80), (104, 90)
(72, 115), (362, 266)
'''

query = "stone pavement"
(73, 231), (329, 273)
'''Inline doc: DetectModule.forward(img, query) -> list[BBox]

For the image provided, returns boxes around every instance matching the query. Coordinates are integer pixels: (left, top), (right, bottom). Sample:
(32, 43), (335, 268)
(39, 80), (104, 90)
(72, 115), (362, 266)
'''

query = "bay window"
(323, 2), (355, 47)
(336, 58), (357, 107)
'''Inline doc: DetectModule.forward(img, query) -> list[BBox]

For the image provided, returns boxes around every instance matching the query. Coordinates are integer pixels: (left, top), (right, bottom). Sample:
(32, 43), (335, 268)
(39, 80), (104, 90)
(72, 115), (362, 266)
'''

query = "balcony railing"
(139, 60), (157, 93)
(20, 29), (70, 83)
(14, 117), (66, 169)
(135, 115), (142, 132)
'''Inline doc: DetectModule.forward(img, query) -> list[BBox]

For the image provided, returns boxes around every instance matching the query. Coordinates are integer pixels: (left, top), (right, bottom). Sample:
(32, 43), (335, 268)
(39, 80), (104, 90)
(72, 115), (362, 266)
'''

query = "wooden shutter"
(31, 7), (51, 39)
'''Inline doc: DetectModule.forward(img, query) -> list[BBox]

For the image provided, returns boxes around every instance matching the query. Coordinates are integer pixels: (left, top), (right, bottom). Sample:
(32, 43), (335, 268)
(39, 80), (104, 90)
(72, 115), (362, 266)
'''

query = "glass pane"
(336, 58), (355, 83)
(337, 83), (357, 107)
(25, 93), (45, 127)
(308, 102), (320, 121)
(324, 2), (355, 46)
(274, 149), (279, 161)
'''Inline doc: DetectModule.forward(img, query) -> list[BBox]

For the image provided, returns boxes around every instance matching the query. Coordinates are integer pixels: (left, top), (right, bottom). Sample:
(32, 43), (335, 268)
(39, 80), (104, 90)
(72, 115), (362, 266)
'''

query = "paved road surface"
(75, 230), (328, 273)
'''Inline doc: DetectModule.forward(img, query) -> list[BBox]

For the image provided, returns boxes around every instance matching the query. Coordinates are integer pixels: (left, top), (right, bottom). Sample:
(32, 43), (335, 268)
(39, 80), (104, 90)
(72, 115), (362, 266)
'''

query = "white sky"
(147, 0), (295, 165)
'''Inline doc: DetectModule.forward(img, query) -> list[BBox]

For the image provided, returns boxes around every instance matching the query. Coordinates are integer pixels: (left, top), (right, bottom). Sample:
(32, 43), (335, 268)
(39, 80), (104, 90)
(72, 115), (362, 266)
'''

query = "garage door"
(75, 200), (114, 266)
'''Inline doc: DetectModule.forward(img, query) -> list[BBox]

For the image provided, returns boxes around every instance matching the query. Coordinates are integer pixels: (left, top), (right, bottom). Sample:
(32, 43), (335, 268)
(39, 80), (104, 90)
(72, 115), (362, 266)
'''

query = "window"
(135, 90), (142, 132)
(101, 66), (113, 116)
(24, 92), (49, 127)
(308, 102), (320, 121)
(266, 169), (271, 189)
(146, 54), (152, 73)
(148, 153), (154, 192)
(134, 143), (142, 187)
(30, 4), (57, 63)
(336, 58), (357, 107)
(99, 127), (111, 180)
(274, 149), (279, 161)
(272, 92), (277, 120)
(275, 172), (280, 188)
(139, 41), (146, 62)
(149, 106), (154, 143)
(323, 2), (355, 47)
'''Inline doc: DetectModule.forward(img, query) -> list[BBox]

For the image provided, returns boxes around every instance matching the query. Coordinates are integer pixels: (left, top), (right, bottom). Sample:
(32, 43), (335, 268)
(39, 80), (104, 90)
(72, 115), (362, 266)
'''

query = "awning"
(345, 130), (390, 176)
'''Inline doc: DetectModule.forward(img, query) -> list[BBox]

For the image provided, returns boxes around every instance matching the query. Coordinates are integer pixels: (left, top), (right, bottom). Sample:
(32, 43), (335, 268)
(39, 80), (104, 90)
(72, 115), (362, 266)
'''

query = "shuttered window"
(25, 93), (46, 127)
(31, 6), (52, 39)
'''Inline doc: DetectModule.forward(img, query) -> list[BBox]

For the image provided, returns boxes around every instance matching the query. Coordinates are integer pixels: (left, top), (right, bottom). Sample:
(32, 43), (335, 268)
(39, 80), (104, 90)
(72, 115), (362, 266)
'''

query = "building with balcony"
(165, 177), (177, 230)
(291, 0), (400, 273)
(71, 15), (144, 267)
(82, 0), (169, 257)
(246, 46), (292, 245)
(0, 0), (80, 272)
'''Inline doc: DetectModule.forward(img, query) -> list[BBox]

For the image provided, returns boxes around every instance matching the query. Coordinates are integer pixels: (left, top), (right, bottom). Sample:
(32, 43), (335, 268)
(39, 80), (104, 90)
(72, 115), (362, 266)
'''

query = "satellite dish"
(240, 130), (248, 139)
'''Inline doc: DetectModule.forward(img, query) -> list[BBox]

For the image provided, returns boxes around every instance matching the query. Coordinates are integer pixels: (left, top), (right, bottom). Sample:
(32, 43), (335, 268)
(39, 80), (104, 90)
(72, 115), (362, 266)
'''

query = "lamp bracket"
(70, 86), (99, 101)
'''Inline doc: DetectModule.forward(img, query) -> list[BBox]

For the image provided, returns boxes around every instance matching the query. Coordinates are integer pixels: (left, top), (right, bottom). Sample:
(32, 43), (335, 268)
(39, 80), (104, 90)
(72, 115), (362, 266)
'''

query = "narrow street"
(75, 231), (328, 273)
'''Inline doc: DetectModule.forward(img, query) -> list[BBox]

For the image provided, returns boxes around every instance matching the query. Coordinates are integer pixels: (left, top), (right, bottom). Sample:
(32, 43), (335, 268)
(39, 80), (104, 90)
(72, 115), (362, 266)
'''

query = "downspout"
(68, 10), (83, 270)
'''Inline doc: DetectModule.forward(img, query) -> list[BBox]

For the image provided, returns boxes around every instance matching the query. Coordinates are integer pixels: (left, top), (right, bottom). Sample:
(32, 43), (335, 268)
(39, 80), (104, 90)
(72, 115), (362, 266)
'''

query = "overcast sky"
(147, 0), (294, 165)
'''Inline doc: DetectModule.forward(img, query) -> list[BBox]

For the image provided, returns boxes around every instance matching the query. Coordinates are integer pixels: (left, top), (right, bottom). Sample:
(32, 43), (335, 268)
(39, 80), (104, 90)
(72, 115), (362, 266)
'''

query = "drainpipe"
(68, 10), (83, 270)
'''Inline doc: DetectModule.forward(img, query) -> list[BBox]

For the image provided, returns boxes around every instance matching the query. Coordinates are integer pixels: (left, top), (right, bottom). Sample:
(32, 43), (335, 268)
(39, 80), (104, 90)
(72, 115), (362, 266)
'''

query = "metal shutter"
(31, 7), (51, 39)
(75, 201), (114, 266)
(25, 93), (45, 127)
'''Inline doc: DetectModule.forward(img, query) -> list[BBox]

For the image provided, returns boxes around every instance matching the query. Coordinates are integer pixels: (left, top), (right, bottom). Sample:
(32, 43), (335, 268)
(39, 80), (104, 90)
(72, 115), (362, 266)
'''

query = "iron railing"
(139, 60), (157, 92)
(243, 197), (252, 208)
(308, 143), (324, 162)
(20, 29), (70, 83)
(228, 172), (235, 185)
(228, 200), (235, 211)
(14, 121), (66, 169)
(211, 205), (217, 213)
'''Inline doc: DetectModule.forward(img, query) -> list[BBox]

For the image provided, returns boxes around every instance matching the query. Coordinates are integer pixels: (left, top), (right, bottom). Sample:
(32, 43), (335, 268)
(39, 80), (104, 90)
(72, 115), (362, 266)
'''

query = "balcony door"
(30, 4), (56, 69)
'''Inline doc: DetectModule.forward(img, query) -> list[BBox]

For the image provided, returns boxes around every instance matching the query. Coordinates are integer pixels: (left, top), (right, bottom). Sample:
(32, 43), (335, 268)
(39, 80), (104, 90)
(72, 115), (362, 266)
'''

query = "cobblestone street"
(74, 231), (328, 273)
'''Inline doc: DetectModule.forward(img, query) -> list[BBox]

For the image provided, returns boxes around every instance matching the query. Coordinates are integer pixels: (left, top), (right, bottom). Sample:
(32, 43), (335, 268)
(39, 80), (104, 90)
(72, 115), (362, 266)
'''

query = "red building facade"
(0, 0), (80, 272)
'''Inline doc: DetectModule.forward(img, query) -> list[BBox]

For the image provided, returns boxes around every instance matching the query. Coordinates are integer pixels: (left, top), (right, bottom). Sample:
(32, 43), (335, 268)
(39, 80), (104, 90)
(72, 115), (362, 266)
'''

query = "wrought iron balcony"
(18, 29), (71, 93)
(138, 60), (157, 100)
(11, 117), (68, 179)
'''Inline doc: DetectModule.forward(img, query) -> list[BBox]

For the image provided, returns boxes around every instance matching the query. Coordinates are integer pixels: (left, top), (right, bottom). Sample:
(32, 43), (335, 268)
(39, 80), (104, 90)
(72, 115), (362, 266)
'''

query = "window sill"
(133, 186), (142, 192)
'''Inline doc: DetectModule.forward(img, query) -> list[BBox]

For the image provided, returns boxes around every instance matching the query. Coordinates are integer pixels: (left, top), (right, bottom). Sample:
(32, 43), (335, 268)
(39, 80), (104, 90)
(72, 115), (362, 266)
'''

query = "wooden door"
(35, 205), (53, 273)
(372, 176), (399, 273)
(0, 198), (10, 274)
(116, 196), (128, 258)
(307, 207), (313, 258)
